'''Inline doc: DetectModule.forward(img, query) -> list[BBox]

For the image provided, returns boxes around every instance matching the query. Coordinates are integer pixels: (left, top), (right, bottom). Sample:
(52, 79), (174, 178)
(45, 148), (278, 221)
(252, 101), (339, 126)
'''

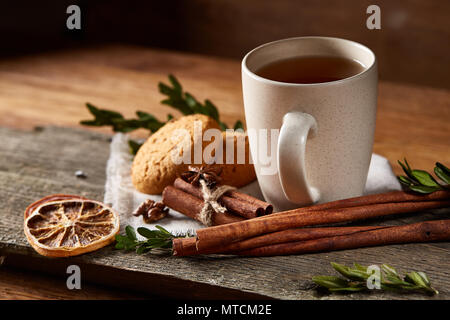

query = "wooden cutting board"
(0, 126), (449, 299)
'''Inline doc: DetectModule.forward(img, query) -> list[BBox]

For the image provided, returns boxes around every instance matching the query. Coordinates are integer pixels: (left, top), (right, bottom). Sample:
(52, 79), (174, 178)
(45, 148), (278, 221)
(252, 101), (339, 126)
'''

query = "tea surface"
(255, 56), (365, 84)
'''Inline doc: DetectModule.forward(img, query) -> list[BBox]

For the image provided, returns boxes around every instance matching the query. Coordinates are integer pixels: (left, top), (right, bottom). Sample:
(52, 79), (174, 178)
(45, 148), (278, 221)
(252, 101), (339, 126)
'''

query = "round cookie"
(132, 114), (221, 194)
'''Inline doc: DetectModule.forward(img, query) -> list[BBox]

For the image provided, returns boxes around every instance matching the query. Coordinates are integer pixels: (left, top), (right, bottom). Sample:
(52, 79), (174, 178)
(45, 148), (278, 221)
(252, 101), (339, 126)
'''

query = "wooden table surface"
(0, 44), (449, 300)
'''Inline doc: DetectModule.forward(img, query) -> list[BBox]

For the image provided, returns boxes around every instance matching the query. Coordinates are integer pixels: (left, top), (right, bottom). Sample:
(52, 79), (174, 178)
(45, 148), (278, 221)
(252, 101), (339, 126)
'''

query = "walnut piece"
(133, 199), (169, 223)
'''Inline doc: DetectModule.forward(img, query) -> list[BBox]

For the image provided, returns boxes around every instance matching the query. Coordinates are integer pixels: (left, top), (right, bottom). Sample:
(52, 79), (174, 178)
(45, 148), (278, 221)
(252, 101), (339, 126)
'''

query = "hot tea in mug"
(242, 37), (378, 211)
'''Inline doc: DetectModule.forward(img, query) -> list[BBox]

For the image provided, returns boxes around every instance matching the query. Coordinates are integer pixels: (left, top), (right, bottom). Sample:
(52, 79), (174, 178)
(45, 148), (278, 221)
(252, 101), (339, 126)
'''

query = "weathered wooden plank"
(0, 126), (449, 300)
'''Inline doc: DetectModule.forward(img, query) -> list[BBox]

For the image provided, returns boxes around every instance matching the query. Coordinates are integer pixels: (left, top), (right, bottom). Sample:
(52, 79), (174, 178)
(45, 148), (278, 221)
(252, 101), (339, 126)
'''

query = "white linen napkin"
(104, 133), (401, 235)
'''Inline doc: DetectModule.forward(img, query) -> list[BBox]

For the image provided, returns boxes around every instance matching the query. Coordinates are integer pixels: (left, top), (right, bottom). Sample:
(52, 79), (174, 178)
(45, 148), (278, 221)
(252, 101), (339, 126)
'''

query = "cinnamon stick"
(173, 178), (271, 218)
(225, 189), (273, 215)
(172, 225), (384, 256)
(257, 190), (450, 220)
(306, 189), (450, 208)
(196, 199), (450, 251)
(233, 219), (450, 256)
(172, 237), (199, 256)
(162, 185), (245, 226)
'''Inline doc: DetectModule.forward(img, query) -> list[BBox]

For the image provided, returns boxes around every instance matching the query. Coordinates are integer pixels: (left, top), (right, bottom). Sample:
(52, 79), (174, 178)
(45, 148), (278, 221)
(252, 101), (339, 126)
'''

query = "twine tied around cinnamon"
(197, 179), (236, 226)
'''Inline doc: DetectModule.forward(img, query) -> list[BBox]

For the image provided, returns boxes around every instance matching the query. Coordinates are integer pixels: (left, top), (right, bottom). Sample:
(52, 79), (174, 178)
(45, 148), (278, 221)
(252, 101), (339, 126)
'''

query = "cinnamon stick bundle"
(196, 199), (450, 251)
(233, 220), (450, 256)
(172, 225), (384, 256)
(162, 186), (245, 226)
(173, 178), (272, 219)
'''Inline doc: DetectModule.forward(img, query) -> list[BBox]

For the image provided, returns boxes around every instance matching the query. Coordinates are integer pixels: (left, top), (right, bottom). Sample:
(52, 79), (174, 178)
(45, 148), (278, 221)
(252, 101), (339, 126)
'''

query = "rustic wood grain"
(0, 126), (448, 300)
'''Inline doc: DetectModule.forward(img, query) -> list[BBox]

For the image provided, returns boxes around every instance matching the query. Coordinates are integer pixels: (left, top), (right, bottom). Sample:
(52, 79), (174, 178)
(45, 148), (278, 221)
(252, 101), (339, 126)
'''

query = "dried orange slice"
(24, 195), (119, 257)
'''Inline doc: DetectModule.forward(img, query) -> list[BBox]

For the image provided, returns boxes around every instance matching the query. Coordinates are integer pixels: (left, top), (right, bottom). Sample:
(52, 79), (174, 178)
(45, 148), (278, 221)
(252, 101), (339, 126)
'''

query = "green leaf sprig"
(159, 75), (243, 131)
(80, 75), (244, 154)
(312, 262), (438, 295)
(397, 159), (450, 194)
(80, 103), (170, 134)
(115, 225), (191, 254)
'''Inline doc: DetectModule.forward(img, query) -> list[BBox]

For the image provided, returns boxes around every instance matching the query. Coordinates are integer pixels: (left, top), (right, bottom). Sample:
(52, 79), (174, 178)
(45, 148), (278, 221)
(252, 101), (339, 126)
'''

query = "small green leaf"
(397, 175), (414, 186)
(80, 103), (166, 134)
(168, 74), (182, 93)
(353, 263), (368, 272)
(184, 92), (199, 109)
(204, 100), (220, 122)
(408, 184), (440, 194)
(403, 272), (438, 294)
(331, 262), (368, 281)
(115, 233), (139, 250)
(436, 162), (450, 175)
(155, 225), (173, 237)
(136, 245), (150, 254)
(115, 234), (130, 243)
(411, 170), (441, 187)
(128, 140), (143, 155)
(233, 120), (244, 130)
(404, 158), (412, 171)
(79, 120), (101, 126)
(405, 272), (428, 287)
(416, 272), (431, 286)
(136, 111), (156, 120)
(115, 242), (124, 250)
(434, 164), (450, 185)
(383, 274), (407, 286)
(381, 264), (399, 277)
(125, 226), (137, 241)
(398, 159), (418, 182)
(85, 103), (100, 116)
(312, 276), (350, 289)
(158, 82), (174, 95)
(146, 238), (172, 248)
(137, 227), (159, 239)
(219, 122), (228, 131)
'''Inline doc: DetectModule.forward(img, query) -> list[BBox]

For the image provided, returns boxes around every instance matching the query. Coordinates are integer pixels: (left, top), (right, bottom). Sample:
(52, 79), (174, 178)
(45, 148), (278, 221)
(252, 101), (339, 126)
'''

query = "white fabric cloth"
(104, 133), (401, 235)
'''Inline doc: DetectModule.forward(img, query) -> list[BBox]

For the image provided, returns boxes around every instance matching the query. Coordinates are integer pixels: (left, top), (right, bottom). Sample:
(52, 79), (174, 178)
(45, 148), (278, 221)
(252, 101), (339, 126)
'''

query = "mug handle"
(277, 111), (319, 205)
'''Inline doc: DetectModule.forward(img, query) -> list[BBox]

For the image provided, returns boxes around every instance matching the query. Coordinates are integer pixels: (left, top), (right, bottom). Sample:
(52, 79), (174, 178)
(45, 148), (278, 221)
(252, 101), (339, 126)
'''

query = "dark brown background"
(1, 0), (449, 89)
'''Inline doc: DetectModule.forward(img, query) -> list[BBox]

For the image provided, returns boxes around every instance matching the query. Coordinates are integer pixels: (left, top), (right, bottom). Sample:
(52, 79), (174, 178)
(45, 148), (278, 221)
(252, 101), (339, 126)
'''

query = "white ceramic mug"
(242, 37), (378, 211)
